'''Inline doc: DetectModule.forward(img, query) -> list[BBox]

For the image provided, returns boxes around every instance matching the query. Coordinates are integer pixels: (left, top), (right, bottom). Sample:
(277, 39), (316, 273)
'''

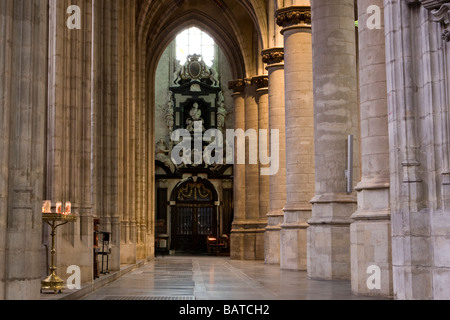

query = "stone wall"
(385, 0), (450, 299)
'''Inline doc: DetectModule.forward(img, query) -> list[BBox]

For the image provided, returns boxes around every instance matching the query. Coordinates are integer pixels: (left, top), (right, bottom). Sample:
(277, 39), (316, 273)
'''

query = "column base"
(264, 226), (281, 264)
(308, 199), (356, 280)
(120, 243), (137, 264)
(350, 218), (393, 297)
(280, 208), (310, 271)
(392, 265), (434, 300)
(264, 211), (284, 264)
(350, 186), (393, 297)
(110, 217), (121, 272)
(307, 224), (351, 280)
(7, 279), (41, 300)
(230, 221), (266, 260)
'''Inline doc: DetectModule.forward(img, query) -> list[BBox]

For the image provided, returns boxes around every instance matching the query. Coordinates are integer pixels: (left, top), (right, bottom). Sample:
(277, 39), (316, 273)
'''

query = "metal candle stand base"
(41, 213), (77, 294)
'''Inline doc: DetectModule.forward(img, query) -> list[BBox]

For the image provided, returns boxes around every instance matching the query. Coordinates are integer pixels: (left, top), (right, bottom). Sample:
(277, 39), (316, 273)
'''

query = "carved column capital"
(261, 47), (284, 66)
(228, 79), (245, 94)
(416, 0), (450, 41)
(243, 77), (253, 87)
(418, 0), (450, 10)
(252, 75), (269, 90)
(430, 2), (450, 41)
(275, 6), (311, 31)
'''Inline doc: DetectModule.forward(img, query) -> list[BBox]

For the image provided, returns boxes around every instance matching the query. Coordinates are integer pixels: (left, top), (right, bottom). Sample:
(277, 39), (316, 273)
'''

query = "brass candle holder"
(41, 211), (77, 294)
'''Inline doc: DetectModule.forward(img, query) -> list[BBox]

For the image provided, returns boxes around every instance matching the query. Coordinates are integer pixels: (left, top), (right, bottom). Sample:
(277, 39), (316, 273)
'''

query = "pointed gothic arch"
(145, 11), (247, 82)
(137, 0), (268, 79)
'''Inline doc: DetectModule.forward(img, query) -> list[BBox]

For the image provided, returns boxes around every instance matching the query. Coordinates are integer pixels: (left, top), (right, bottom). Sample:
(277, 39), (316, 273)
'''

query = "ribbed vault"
(137, 0), (268, 80)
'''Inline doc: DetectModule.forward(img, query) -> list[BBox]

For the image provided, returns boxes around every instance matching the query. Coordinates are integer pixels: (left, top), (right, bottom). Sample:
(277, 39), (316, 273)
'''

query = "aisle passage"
(82, 256), (385, 300)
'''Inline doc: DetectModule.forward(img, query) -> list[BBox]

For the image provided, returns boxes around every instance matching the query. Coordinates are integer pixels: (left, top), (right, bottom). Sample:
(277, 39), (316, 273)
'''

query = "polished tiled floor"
(81, 255), (386, 300)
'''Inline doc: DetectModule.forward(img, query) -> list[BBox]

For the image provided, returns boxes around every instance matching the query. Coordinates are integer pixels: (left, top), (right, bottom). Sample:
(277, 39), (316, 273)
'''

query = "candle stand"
(41, 213), (77, 294)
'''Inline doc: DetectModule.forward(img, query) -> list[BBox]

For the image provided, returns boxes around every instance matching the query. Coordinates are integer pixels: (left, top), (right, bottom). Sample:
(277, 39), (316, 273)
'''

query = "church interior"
(1, 0), (450, 300)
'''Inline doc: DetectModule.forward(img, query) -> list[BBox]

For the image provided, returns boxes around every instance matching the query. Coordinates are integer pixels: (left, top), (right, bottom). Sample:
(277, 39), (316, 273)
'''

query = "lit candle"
(42, 200), (52, 214)
(65, 201), (72, 215)
(56, 201), (63, 214)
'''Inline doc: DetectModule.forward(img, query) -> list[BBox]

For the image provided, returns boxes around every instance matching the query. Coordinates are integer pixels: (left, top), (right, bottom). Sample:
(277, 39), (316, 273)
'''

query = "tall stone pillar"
(254, 75), (270, 231)
(118, 0), (148, 264)
(243, 78), (265, 260)
(308, 0), (360, 280)
(118, 0), (136, 264)
(244, 78), (260, 223)
(0, 0), (48, 299)
(276, 5), (315, 271)
(92, 0), (120, 272)
(228, 80), (246, 260)
(350, 0), (392, 297)
(262, 48), (286, 265)
(47, 0), (94, 283)
(229, 78), (267, 261)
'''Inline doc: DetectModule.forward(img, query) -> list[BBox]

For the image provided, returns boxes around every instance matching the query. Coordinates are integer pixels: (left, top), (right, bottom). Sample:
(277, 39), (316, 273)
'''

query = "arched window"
(176, 27), (215, 67)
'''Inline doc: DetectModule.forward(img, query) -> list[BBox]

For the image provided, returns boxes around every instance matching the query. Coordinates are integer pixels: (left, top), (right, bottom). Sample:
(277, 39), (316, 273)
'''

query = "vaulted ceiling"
(137, 0), (270, 79)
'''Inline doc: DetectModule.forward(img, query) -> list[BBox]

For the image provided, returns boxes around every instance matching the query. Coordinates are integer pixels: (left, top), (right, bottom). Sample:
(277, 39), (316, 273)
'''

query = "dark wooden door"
(171, 204), (216, 253)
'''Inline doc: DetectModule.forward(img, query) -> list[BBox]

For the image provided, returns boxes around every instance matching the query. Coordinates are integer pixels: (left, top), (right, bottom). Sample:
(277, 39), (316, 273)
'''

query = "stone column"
(47, 0), (94, 283)
(118, 0), (138, 264)
(0, 0), (48, 299)
(350, 0), (392, 297)
(254, 75), (270, 229)
(228, 80), (246, 260)
(229, 77), (267, 261)
(243, 78), (265, 260)
(244, 78), (260, 223)
(92, 0), (121, 272)
(308, 0), (360, 280)
(276, 5), (315, 271)
(262, 48), (286, 265)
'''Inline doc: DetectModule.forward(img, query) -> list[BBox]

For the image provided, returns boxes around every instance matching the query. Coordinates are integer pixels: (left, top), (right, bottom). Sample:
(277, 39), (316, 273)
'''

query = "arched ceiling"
(137, 0), (268, 79)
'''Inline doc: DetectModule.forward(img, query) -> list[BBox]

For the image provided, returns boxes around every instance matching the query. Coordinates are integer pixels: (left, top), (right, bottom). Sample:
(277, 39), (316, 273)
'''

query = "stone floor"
(81, 255), (387, 300)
